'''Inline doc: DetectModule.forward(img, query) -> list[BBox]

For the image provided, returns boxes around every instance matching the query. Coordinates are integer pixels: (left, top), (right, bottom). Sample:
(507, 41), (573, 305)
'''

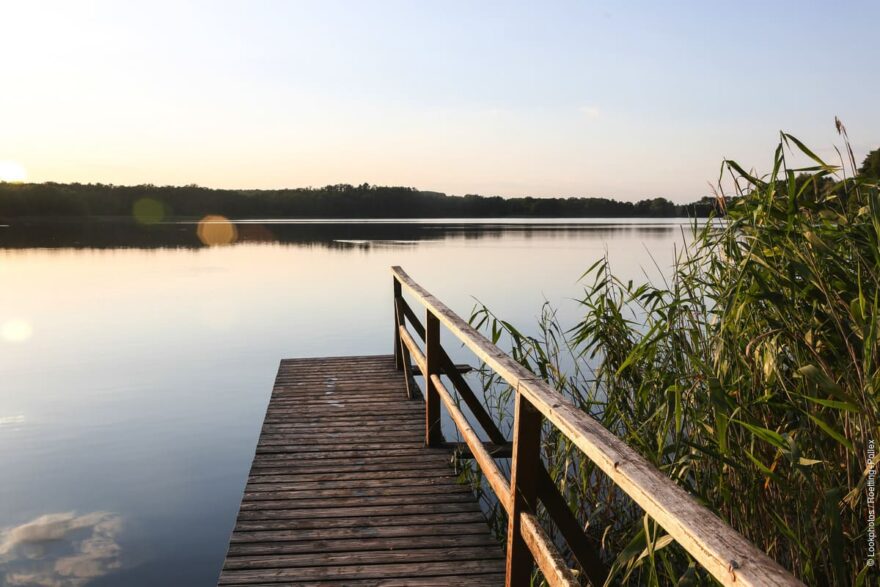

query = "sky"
(0, 0), (878, 202)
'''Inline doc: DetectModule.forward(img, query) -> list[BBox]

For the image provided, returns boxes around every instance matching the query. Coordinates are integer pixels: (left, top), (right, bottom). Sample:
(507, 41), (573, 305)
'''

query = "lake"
(0, 219), (692, 586)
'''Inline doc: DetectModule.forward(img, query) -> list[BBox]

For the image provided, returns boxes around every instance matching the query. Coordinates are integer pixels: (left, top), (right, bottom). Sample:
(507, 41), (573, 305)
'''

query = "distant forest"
(0, 182), (718, 220)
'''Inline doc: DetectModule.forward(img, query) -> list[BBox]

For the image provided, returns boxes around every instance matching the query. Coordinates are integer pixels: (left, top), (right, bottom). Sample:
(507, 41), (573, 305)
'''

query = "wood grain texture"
(431, 373), (512, 513)
(520, 512), (578, 587)
(218, 355), (503, 586)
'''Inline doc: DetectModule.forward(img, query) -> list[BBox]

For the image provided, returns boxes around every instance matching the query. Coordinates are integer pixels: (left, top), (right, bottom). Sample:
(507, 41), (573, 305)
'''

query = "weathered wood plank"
(218, 559), (506, 584)
(246, 468), (453, 485)
(235, 502), (481, 521)
(238, 491), (475, 510)
(505, 393), (542, 586)
(520, 512), (578, 587)
(232, 511), (486, 542)
(243, 479), (470, 497)
(223, 545), (501, 570)
(227, 522), (498, 556)
(400, 296), (506, 444)
(431, 373), (512, 513)
(219, 355), (502, 586)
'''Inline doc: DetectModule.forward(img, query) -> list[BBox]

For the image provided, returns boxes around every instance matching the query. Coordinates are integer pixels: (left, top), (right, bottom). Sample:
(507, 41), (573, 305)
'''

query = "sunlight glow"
(1, 319), (33, 343)
(0, 161), (27, 183)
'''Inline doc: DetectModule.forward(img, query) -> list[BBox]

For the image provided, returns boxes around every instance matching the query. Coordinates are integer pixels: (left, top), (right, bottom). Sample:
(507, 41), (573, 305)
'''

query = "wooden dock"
(218, 266), (802, 587)
(218, 355), (505, 586)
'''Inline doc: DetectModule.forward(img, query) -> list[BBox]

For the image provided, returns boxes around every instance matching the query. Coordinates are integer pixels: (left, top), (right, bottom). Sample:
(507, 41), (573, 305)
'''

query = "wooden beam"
(399, 326), (426, 377)
(401, 296), (507, 446)
(393, 277), (403, 370)
(394, 297), (415, 399)
(442, 441), (512, 459)
(390, 265), (802, 587)
(411, 363), (472, 375)
(505, 393), (542, 587)
(425, 311), (443, 447)
(432, 374), (513, 513)
(537, 465), (608, 586)
(400, 295), (426, 339)
(520, 511), (578, 587)
(441, 355), (508, 446)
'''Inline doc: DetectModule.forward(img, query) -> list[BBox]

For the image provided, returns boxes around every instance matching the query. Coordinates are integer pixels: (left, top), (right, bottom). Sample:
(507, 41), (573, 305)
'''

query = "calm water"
(0, 219), (690, 586)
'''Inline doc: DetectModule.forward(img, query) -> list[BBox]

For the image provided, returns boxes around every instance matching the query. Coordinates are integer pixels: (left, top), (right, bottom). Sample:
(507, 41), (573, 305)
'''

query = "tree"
(858, 147), (880, 179)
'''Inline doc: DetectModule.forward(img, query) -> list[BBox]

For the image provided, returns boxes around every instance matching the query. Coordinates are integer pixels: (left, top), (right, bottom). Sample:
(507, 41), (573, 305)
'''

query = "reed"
(464, 128), (879, 585)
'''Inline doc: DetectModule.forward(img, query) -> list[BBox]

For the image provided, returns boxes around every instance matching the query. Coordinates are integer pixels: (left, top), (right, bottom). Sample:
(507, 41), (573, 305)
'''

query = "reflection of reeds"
(464, 133), (879, 585)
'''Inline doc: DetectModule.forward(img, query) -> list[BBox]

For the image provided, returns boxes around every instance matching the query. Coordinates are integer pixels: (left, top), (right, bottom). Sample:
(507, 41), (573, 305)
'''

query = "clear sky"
(1, 0), (877, 201)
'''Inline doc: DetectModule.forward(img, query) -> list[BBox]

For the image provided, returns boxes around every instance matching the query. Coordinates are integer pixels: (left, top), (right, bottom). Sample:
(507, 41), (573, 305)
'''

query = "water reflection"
(0, 512), (123, 587)
(0, 219), (683, 250)
(0, 220), (691, 585)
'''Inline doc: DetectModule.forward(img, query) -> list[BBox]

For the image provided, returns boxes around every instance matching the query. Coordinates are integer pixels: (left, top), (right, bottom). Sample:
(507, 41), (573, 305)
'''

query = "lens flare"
(0, 160), (27, 182)
(1, 319), (33, 342)
(132, 198), (166, 225)
(197, 215), (237, 246)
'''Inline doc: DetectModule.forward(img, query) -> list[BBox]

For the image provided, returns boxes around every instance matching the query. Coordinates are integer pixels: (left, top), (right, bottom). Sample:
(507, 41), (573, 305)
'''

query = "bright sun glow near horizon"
(0, 161), (27, 183)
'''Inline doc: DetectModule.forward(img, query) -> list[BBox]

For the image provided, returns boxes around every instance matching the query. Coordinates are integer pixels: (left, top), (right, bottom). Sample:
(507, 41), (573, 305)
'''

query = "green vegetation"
(465, 133), (879, 584)
(0, 181), (717, 220)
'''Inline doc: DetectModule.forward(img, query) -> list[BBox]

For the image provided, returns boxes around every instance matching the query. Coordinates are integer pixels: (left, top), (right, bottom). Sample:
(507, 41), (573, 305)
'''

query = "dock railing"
(391, 266), (803, 587)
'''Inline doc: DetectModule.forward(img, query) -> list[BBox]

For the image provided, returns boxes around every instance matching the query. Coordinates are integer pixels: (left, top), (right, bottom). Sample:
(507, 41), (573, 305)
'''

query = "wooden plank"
(393, 277), (403, 368)
(536, 465), (608, 585)
(246, 458), (451, 475)
(425, 311), (443, 446)
(237, 492), (476, 510)
(223, 545), (501, 570)
(432, 374), (512, 513)
(244, 476), (469, 495)
(505, 393), (542, 587)
(254, 443), (426, 455)
(391, 265), (803, 587)
(218, 559), (506, 584)
(400, 296), (507, 444)
(234, 502), (481, 522)
(224, 576), (507, 587)
(228, 529), (497, 552)
(395, 295), (416, 399)
(412, 362), (472, 374)
(444, 441), (512, 458)
(231, 511), (486, 542)
(399, 325), (427, 377)
(246, 468), (453, 485)
(520, 512), (578, 587)
(219, 355), (503, 586)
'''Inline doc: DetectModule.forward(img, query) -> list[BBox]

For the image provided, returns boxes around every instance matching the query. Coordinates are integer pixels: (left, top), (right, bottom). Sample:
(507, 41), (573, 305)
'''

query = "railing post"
(424, 310), (443, 447)
(506, 390), (542, 587)
(393, 277), (403, 370)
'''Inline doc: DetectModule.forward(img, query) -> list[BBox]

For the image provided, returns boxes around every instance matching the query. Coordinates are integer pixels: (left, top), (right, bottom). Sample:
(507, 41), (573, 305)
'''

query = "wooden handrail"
(398, 294), (508, 445)
(521, 511), (579, 586)
(395, 290), (604, 583)
(391, 265), (803, 587)
(431, 373), (513, 512)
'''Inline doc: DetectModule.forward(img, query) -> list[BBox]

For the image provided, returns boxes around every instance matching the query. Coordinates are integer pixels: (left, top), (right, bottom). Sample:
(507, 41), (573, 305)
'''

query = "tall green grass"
(465, 129), (879, 585)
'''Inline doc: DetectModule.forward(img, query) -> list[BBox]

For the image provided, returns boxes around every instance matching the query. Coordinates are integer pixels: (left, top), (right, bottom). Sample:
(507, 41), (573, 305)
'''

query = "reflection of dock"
(219, 266), (801, 587)
(218, 355), (505, 585)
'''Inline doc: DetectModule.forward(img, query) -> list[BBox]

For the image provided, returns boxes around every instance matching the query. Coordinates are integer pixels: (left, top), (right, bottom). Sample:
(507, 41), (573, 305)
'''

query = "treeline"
(0, 181), (719, 220)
